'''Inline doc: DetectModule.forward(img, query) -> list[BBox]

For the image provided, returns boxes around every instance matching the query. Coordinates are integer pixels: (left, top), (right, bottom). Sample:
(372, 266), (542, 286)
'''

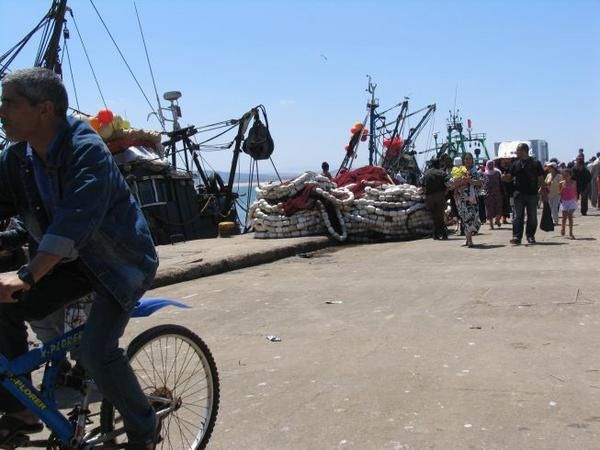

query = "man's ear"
(37, 100), (56, 118)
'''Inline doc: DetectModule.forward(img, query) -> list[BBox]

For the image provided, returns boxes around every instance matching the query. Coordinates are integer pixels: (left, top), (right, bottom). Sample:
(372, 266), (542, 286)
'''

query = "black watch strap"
(17, 265), (35, 288)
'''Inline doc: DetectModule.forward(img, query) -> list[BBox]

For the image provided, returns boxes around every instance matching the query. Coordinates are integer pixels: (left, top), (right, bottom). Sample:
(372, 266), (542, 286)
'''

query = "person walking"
(545, 162), (562, 224)
(572, 154), (592, 215)
(560, 168), (577, 239)
(422, 158), (449, 240)
(501, 143), (545, 245)
(477, 162), (487, 225)
(498, 157), (513, 224)
(482, 160), (503, 229)
(450, 153), (482, 247)
(590, 152), (600, 208)
(442, 155), (460, 232)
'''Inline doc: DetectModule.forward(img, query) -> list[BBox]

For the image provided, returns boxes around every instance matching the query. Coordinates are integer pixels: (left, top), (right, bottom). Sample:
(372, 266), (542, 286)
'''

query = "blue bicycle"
(0, 298), (220, 449)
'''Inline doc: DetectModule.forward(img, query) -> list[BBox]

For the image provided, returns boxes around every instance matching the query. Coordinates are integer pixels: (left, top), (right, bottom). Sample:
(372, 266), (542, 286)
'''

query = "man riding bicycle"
(0, 68), (160, 449)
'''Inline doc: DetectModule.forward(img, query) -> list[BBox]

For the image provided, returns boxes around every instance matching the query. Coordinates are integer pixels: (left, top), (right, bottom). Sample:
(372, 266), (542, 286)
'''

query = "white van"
(494, 140), (549, 161)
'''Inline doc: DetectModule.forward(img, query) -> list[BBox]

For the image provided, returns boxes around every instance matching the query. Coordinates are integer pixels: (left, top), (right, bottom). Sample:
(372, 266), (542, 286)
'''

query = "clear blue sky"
(2, 0), (598, 173)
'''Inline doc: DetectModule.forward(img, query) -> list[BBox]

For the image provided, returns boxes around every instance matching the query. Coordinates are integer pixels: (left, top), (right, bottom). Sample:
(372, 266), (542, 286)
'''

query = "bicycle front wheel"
(100, 324), (220, 449)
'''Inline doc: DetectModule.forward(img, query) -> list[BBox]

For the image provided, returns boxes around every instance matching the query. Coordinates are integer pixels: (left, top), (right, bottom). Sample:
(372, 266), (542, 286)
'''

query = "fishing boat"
(422, 109), (490, 165)
(0, 0), (277, 246)
(337, 75), (436, 185)
(246, 77), (436, 242)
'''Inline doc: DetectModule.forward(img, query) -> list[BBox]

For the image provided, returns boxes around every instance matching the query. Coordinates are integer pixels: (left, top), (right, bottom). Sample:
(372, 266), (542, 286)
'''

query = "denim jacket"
(0, 117), (158, 311)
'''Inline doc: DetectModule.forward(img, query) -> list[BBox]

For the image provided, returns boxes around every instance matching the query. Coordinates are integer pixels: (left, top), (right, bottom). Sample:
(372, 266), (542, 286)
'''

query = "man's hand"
(0, 272), (29, 303)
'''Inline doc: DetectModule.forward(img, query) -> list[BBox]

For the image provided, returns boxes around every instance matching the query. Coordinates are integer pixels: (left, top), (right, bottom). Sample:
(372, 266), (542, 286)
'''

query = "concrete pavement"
(140, 209), (600, 449)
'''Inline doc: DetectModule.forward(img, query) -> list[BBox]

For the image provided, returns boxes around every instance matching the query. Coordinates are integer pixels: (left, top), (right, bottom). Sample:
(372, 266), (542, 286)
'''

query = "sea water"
(234, 183), (257, 226)
(207, 171), (295, 227)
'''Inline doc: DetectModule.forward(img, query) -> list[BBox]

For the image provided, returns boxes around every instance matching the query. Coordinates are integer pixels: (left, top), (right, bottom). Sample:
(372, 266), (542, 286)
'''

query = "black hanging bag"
(540, 201), (554, 232)
(242, 106), (274, 160)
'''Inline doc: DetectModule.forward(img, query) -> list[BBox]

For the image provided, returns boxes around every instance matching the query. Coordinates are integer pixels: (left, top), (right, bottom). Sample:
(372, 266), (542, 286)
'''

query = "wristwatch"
(16, 265), (36, 288)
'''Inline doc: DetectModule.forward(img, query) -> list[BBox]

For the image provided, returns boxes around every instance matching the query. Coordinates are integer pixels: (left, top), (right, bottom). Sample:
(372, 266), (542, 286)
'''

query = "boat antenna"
(366, 74), (379, 166)
(453, 83), (458, 115)
(133, 1), (166, 131)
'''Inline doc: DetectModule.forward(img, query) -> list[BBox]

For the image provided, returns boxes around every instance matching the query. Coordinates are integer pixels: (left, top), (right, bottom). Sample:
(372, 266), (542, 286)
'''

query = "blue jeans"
(513, 193), (538, 241)
(0, 261), (154, 444)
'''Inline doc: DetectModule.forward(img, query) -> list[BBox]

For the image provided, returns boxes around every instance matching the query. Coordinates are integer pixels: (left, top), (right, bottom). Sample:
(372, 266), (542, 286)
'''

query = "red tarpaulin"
(282, 184), (317, 216)
(333, 166), (393, 198)
(280, 166), (394, 216)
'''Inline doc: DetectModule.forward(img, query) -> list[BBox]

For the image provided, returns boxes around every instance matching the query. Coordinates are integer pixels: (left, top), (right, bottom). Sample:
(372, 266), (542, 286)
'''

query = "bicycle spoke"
(131, 357), (156, 389)
(102, 327), (219, 450)
(177, 384), (209, 401)
(140, 344), (167, 388)
(178, 404), (209, 422)
(172, 409), (194, 449)
(172, 410), (201, 447)
(163, 336), (184, 388)
(172, 358), (204, 398)
(171, 343), (194, 387)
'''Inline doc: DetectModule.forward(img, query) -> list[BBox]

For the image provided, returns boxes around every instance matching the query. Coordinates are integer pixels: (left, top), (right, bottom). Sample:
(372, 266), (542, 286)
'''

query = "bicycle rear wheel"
(99, 324), (220, 449)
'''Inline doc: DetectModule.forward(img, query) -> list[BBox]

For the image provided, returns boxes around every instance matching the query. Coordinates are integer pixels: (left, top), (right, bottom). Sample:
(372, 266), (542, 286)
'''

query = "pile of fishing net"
(248, 166), (433, 242)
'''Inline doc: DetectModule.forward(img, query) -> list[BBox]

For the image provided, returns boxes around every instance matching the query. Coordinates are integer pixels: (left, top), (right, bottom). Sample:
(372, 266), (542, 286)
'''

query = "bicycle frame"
(0, 325), (83, 444)
(0, 298), (189, 447)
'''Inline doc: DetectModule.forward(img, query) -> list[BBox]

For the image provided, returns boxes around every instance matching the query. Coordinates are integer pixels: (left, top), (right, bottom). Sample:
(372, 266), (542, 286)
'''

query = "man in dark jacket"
(422, 158), (449, 240)
(0, 68), (159, 448)
(501, 143), (545, 245)
(572, 154), (592, 215)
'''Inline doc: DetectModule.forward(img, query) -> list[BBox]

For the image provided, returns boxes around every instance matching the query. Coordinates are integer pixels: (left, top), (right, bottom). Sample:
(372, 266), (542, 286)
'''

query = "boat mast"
(36, 0), (68, 76)
(366, 75), (379, 166)
(442, 110), (489, 163)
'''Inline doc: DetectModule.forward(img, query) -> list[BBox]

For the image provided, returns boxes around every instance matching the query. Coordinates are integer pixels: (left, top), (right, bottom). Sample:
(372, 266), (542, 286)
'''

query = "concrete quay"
(142, 210), (600, 449)
(153, 233), (333, 288)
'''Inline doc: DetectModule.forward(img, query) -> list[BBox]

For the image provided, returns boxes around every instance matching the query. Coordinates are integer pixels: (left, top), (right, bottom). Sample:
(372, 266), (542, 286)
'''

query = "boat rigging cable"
(133, 1), (165, 131)
(418, 111), (436, 167)
(69, 9), (108, 109)
(62, 29), (81, 110)
(88, 0), (159, 123)
(0, 7), (52, 78)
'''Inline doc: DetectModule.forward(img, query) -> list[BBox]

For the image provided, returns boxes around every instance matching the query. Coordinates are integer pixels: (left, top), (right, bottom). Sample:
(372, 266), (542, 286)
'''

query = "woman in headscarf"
(483, 160), (503, 229)
(450, 153), (482, 247)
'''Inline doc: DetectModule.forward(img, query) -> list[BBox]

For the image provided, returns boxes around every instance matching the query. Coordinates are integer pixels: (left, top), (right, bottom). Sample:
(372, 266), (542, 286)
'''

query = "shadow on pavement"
(471, 244), (506, 250)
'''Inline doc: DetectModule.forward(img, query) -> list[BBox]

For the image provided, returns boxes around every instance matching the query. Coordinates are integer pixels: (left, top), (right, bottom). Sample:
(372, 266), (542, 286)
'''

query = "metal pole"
(224, 110), (253, 215)
(366, 76), (378, 166)
(368, 96), (376, 166)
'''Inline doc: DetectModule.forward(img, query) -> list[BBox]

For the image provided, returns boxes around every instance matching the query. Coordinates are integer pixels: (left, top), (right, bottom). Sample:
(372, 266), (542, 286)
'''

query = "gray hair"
(2, 68), (68, 117)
